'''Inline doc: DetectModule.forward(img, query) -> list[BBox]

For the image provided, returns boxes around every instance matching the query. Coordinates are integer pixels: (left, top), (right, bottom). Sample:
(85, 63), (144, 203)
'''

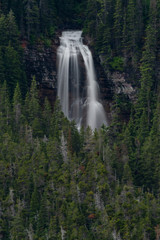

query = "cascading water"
(57, 31), (107, 130)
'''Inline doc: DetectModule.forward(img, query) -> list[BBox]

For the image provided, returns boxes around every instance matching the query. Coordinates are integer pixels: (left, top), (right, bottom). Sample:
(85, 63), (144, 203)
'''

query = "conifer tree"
(140, 93), (160, 192)
(0, 11), (19, 48)
(48, 216), (60, 239)
(50, 98), (64, 140)
(137, 2), (157, 128)
(39, 0), (57, 36)
(23, 0), (39, 39)
(13, 82), (22, 125)
(28, 76), (40, 121)
(85, 0), (98, 37)
(0, 14), (8, 46)
(42, 97), (52, 136)
(125, 0), (136, 57)
(0, 81), (11, 127)
(6, 10), (19, 48)
(122, 163), (133, 185)
(0, 47), (5, 84)
(10, 214), (26, 239)
(4, 44), (21, 98)
(36, 192), (49, 238)
(30, 187), (40, 230)
(114, 0), (123, 53)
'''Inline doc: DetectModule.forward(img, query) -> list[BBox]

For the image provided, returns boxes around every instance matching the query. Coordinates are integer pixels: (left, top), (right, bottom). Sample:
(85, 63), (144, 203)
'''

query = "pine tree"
(122, 163), (133, 185)
(137, 3), (157, 127)
(10, 214), (26, 239)
(30, 187), (40, 230)
(114, 0), (123, 53)
(23, 0), (40, 39)
(0, 14), (8, 46)
(39, 0), (57, 37)
(84, 0), (98, 37)
(42, 97), (52, 136)
(13, 82), (22, 125)
(125, 0), (136, 57)
(0, 81), (12, 128)
(36, 192), (49, 238)
(0, 47), (5, 84)
(3, 44), (21, 98)
(140, 93), (160, 192)
(28, 76), (41, 121)
(6, 10), (19, 48)
(50, 98), (64, 140)
(0, 11), (19, 48)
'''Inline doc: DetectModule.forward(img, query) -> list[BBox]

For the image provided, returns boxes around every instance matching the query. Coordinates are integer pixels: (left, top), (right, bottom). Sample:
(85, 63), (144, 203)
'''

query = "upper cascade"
(57, 30), (107, 130)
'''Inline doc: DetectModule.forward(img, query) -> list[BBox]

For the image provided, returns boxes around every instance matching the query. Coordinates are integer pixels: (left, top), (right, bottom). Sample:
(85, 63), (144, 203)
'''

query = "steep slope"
(0, 0), (160, 239)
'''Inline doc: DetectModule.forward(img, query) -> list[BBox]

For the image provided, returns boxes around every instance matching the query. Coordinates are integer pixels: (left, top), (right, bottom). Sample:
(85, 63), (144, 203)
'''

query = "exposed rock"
(83, 38), (113, 123)
(23, 35), (60, 106)
(23, 32), (138, 125)
(24, 45), (57, 87)
(22, 31), (137, 125)
(23, 33), (113, 121)
(111, 71), (136, 102)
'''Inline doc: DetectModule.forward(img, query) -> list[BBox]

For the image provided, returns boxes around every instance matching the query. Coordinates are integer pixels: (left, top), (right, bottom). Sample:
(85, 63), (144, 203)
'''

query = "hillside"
(0, 0), (160, 239)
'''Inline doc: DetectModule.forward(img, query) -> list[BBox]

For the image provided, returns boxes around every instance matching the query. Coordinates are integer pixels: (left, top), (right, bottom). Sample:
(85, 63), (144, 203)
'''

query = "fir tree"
(114, 0), (123, 53)
(3, 44), (21, 99)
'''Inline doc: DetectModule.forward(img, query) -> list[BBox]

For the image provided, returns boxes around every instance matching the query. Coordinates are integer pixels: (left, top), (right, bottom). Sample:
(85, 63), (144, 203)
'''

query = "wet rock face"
(23, 34), (114, 115)
(84, 35), (114, 122)
(23, 32), (137, 118)
(24, 44), (57, 88)
(85, 35), (137, 105)
(24, 32), (137, 124)
(23, 37), (60, 106)
(84, 37), (113, 102)
(92, 55), (114, 124)
(98, 54), (137, 103)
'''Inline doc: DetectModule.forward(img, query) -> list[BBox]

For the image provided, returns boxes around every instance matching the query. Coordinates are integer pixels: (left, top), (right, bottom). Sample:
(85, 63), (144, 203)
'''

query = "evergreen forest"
(1, 0), (160, 239)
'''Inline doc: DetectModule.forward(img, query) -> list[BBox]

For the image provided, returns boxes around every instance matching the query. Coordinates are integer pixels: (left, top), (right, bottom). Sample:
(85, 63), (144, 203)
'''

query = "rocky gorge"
(23, 32), (137, 123)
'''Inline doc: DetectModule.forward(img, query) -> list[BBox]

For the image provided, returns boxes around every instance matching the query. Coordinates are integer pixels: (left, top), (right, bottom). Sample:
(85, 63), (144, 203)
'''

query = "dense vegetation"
(1, 0), (160, 239)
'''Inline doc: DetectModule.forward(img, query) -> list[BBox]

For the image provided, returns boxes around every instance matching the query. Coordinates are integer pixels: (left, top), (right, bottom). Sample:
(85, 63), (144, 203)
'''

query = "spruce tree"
(0, 47), (5, 84)
(36, 192), (49, 238)
(23, 0), (39, 39)
(3, 44), (21, 99)
(30, 187), (40, 230)
(114, 0), (123, 54)
(13, 82), (22, 125)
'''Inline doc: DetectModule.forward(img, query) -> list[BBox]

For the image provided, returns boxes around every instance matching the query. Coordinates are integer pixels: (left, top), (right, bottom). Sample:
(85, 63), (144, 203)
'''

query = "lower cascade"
(57, 31), (107, 130)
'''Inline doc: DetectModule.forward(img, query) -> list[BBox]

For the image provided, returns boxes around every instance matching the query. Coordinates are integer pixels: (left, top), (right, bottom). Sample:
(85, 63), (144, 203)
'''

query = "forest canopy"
(0, 0), (160, 239)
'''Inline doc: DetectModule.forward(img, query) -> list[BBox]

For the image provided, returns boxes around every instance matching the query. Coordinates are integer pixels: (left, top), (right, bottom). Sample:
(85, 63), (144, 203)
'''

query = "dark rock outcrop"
(110, 71), (136, 101)
(23, 33), (113, 118)
(23, 36), (60, 106)
(23, 31), (137, 124)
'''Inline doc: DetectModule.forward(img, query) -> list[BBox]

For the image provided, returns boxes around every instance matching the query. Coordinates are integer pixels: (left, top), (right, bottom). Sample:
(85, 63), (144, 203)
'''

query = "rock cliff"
(23, 32), (136, 122)
(23, 36), (59, 107)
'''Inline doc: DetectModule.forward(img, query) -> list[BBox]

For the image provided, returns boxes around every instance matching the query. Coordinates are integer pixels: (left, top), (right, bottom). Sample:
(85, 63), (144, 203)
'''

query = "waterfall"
(57, 31), (107, 130)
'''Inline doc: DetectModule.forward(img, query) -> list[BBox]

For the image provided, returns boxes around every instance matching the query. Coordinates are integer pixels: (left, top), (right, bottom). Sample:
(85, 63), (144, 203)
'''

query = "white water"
(57, 31), (107, 130)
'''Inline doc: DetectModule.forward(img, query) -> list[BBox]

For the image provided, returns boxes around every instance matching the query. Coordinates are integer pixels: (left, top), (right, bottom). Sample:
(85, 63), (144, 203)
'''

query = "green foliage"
(3, 44), (21, 98)
(109, 57), (124, 72)
(0, 11), (19, 48)
(0, 1), (160, 239)
(0, 68), (160, 239)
